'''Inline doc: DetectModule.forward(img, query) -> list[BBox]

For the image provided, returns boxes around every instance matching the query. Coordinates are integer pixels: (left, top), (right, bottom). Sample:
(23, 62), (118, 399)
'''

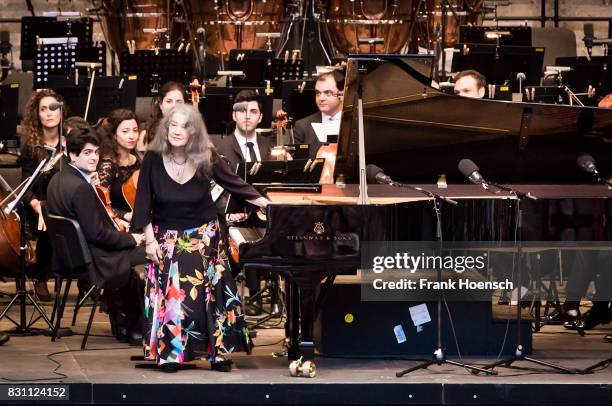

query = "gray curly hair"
(148, 104), (215, 178)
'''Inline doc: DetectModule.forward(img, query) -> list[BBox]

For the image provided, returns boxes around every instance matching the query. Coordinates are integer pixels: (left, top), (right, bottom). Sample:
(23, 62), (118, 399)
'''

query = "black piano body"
(238, 56), (612, 362)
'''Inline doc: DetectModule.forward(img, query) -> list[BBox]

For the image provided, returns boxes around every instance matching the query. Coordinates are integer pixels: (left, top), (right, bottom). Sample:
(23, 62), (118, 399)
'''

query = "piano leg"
(285, 279), (300, 360)
(297, 283), (316, 361)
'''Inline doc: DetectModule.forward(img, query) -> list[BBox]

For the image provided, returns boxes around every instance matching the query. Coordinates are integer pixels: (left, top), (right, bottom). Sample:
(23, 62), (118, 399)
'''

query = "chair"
(43, 209), (100, 350)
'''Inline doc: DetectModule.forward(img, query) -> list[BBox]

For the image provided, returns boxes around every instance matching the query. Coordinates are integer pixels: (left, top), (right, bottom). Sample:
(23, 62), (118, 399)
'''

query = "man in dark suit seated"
(46, 127), (146, 345)
(292, 70), (345, 159)
(215, 89), (274, 170)
(214, 89), (274, 316)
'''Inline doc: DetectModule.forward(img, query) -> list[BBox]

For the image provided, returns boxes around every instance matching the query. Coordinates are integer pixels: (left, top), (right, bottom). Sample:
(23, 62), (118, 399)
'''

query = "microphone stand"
(478, 184), (578, 374)
(0, 148), (56, 335)
(395, 180), (495, 377)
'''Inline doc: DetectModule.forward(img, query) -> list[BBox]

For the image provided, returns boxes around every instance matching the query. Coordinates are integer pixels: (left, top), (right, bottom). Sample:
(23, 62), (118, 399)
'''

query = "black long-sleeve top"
(19, 142), (63, 204)
(131, 151), (262, 231)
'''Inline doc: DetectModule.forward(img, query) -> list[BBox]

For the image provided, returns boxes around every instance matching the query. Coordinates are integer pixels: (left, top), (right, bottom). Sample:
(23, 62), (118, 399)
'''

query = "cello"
(0, 176), (22, 275)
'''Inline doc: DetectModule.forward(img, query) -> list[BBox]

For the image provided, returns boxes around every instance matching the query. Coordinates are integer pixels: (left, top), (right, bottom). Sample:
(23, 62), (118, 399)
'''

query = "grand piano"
(235, 56), (612, 366)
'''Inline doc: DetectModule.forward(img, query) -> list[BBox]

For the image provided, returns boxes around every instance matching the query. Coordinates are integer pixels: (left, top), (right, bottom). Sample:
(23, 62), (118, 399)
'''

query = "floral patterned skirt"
(143, 220), (252, 365)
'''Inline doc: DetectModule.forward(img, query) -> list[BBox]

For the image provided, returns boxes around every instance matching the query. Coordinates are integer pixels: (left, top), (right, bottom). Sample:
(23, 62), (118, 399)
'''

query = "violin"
(121, 169), (139, 211)
(272, 109), (291, 149)
(189, 78), (204, 104)
(95, 185), (127, 232)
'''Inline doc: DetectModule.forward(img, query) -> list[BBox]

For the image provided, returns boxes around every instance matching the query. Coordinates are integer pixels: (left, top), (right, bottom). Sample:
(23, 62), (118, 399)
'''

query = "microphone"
(458, 159), (487, 186)
(366, 164), (393, 185)
(48, 102), (63, 111)
(577, 154), (598, 175)
(367, 164), (458, 204)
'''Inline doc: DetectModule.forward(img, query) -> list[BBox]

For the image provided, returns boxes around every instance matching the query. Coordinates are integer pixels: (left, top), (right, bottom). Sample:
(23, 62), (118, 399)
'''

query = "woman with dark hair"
(132, 104), (268, 372)
(18, 89), (67, 300)
(96, 109), (141, 224)
(138, 81), (186, 153)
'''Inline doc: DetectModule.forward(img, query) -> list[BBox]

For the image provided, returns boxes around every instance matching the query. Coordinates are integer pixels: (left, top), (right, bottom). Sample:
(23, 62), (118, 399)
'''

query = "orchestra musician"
(453, 69), (486, 99)
(214, 89), (274, 316)
(139, 81), (186, 154)
(18, 89), (67, 301)
(96, 109), (141, 224)
(293, 70), (345, 159)
(64, 116), (92, 135)
(131, 104), (268, 372)
(214, 89), (274, 170)
(46, 127), (146, 346)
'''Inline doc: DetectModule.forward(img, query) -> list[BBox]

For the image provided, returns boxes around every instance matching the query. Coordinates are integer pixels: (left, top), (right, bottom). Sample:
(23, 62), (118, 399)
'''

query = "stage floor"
(1, 281), (612, 405)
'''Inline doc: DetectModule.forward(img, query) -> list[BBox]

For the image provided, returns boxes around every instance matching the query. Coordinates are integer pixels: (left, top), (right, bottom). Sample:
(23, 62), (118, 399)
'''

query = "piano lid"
(335, 56), (612, 184)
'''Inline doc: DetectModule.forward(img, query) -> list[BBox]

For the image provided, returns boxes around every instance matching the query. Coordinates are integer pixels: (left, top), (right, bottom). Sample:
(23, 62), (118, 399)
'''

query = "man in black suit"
(214, 89), (274, 316)
(214, 89), (273, 170)
(47, 128), (145, 344)
(292, 70), (344, 159)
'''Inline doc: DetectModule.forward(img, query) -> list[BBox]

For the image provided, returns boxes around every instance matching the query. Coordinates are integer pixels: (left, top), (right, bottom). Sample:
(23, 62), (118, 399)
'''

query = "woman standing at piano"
(96, 109), (141, 224)
(131, 104), (268, 372)
(18, 89), (67, 301)
(138, 81), (186, 155)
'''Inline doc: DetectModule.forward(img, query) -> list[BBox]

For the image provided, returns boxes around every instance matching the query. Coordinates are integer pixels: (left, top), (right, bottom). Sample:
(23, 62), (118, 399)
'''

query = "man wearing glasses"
(293, 70), (344, 159)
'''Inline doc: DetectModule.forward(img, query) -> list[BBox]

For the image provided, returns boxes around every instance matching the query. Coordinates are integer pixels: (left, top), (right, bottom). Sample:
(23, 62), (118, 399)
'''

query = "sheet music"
(311, 121), (340, 143)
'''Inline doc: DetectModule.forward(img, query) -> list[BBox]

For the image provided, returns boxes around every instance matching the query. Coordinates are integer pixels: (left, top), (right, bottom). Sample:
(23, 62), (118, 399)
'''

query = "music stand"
(20, 16), (92, 70)
(281, 79), (318, 122)
(451, 44), (545, 92)
(229, 49), (305, 97)
(229, 49), (274, 88)
(198, 87), (274, 135)
(34, 41), (106, 89)
(45, 75), (137, 125)
(120, 49), (193, 96)
(0, 83), (19, 140)
(556, 56), (612, 97)
(234, 158), (324, 193)
(459, 26), (532, 47)
(0, 149), (56, 335)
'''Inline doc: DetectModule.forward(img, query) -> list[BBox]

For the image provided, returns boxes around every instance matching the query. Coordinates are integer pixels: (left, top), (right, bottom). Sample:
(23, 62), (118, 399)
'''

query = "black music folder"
(225, 158), (324, 213)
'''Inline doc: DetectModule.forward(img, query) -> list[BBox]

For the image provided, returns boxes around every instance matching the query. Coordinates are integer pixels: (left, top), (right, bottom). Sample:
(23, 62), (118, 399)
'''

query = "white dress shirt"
(233, 131), (261, 162)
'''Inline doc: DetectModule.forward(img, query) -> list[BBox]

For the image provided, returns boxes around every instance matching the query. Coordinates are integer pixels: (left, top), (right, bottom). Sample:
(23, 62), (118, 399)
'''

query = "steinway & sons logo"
(314, 222), (325, 234)
(285, 221), (355, 241)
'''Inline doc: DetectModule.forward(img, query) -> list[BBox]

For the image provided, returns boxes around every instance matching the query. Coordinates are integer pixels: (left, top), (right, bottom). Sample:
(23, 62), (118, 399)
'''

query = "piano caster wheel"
(288, 357), (317, 378)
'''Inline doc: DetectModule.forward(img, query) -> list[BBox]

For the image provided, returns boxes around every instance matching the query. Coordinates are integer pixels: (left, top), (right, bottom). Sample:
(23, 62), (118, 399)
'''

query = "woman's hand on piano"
(228, 213), (249, 223)
(247, 196), (270, 208)
(145, 239), (163, 265)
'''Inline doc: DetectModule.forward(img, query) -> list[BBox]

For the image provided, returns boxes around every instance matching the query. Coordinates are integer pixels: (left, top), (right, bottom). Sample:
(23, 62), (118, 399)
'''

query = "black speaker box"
(314, 282), (532, 357)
